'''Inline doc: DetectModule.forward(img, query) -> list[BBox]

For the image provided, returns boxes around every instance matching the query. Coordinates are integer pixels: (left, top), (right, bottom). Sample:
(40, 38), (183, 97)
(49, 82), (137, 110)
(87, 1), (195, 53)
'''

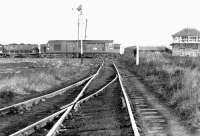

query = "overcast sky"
(0, 0), (200, 47)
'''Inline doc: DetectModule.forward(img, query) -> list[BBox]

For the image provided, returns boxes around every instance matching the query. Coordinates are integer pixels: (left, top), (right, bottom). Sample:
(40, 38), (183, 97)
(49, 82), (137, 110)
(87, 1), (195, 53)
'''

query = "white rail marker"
(136, 45), (139, 65)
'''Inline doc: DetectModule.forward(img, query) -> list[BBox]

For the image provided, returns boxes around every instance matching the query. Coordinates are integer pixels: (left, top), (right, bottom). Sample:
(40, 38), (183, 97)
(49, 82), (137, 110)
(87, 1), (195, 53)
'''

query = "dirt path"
(116, 62), (200, 136)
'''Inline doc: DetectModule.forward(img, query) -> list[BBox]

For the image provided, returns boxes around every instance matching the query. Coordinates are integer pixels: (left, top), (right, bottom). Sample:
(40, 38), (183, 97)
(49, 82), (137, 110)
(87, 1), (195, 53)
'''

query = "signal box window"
(54, 44), (61, 51)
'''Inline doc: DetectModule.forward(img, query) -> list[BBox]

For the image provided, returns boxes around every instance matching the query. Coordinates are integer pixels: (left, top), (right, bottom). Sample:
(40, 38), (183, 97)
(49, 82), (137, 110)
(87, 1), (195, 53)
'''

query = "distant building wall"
(124, 46), (171, 57)
(171, 44), (200, 57)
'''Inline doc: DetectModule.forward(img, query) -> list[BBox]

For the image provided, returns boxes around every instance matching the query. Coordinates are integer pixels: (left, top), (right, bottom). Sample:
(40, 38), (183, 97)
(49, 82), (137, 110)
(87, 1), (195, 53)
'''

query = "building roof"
(172, 28), (200, 37)
(48, 40), (113, 44)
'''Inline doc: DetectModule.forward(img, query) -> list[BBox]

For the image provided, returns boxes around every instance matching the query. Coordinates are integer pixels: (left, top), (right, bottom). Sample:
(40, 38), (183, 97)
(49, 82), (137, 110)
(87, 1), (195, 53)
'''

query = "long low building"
(124, 46), (171, 56)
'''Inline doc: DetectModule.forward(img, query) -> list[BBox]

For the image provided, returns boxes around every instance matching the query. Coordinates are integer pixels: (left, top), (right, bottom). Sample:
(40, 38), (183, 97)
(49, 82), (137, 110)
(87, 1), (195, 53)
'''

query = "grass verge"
(119, 53), (200, 129)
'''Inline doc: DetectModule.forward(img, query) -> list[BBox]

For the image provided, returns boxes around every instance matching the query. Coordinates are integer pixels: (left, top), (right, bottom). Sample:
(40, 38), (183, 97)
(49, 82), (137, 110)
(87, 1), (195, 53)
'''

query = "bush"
(0, 87), (16, 100)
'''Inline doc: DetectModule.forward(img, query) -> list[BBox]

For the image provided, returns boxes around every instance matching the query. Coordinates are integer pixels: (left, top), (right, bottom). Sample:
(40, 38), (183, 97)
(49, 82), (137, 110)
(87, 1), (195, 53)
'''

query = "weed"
(120, 53), (200, 128)
(0, 87), (16, 100)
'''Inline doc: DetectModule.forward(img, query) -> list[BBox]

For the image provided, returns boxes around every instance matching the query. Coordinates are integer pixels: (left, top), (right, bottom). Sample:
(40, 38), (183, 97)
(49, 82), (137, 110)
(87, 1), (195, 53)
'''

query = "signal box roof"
(172, 28), (200, 37)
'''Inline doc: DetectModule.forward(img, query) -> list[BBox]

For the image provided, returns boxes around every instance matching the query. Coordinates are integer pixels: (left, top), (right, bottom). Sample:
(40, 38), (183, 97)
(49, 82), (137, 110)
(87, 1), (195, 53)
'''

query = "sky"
(0, 0), (200, 47)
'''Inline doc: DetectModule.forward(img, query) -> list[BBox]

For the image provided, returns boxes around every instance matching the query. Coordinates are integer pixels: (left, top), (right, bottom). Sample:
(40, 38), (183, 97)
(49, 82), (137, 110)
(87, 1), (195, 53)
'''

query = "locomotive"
(0, 40), (121, 58)
(0, 45), (5, 57)
(42, 40), (120, 58)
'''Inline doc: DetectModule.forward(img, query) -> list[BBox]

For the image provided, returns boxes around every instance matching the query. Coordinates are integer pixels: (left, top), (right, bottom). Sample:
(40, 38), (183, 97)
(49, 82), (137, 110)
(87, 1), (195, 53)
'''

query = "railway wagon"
(44, 40), (120, 58)
(0, 45), (6, 57)
(3, 44), (39, 57)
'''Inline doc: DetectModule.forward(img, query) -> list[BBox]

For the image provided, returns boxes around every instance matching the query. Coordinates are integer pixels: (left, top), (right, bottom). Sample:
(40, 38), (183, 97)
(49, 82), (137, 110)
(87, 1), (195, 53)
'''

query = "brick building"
(171, 28), (200, 57)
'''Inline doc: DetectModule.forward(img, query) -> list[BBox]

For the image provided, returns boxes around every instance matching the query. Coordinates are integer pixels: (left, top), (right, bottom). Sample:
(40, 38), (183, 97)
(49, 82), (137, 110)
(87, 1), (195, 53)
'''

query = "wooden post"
(80, 13), (83, 64)
(77, 14), (80, 58)
(81, 39), (83, 64)
(136, 45), (139, 65)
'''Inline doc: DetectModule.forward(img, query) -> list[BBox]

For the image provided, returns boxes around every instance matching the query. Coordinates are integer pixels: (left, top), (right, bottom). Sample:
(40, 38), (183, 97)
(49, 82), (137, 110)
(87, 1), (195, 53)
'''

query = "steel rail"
(75, 75), (117, 106)
(46, 61), (104, 136)
(10, 74), (117, 136)
(0, 74), (93, 115)
(10, 107), (67, 136)
(9, 61), (104, 136)
(61, 75), (118, 110)
(10, 74), (116, 136)
(10, 97), (86, 136)
(113, 62), (140, 136)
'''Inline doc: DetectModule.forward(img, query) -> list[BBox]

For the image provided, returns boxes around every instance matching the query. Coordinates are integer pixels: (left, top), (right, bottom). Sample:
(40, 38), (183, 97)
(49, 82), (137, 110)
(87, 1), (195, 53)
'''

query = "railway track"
(0, 61), (102, 116)
(6, 61), (140, 136)
(0, 62), (103, 136)
(127, 86), (169, 136)
(115, 62), (170, 136)
(0, 75), (92, 116)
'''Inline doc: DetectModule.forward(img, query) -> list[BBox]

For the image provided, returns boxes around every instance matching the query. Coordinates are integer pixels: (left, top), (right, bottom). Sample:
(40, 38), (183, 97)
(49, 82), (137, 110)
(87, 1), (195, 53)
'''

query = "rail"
(10, 61), (104, 136)
(46, 61), (104, 136)
(0, 75), (93, 115)
(75, 75), (117, 106)
(113, 62), (140, 136)
(0, 60), (104, 115)
(10, 75), (117, 136)
(61, 75), (118, 110)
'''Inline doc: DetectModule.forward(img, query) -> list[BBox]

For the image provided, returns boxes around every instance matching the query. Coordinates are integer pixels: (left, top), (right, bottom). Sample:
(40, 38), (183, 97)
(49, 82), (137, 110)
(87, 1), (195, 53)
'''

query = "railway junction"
(0, 58), (198, 136)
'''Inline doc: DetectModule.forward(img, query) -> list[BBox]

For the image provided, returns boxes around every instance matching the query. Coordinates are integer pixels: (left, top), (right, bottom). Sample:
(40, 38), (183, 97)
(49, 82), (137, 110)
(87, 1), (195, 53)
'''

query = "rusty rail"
(9, 61), (104, 136)
(46, 61), (104, 136)
(0, 75), (93, 116)
(113, 62), (140, 136)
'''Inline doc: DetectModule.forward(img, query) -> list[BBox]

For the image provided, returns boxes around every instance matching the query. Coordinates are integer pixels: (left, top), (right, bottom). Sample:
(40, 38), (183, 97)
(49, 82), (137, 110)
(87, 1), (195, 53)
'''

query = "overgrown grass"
(0, 58), (97, 103)
(120, 53), (200, 128)
(0, 89), (15, 100)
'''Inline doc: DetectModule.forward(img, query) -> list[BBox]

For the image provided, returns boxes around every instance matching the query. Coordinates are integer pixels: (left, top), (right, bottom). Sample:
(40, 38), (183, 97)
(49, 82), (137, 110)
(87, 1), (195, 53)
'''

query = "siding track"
(6, 61), (142, 136)
(0, 75), (93, 116)
(8, 61), (104, 136)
